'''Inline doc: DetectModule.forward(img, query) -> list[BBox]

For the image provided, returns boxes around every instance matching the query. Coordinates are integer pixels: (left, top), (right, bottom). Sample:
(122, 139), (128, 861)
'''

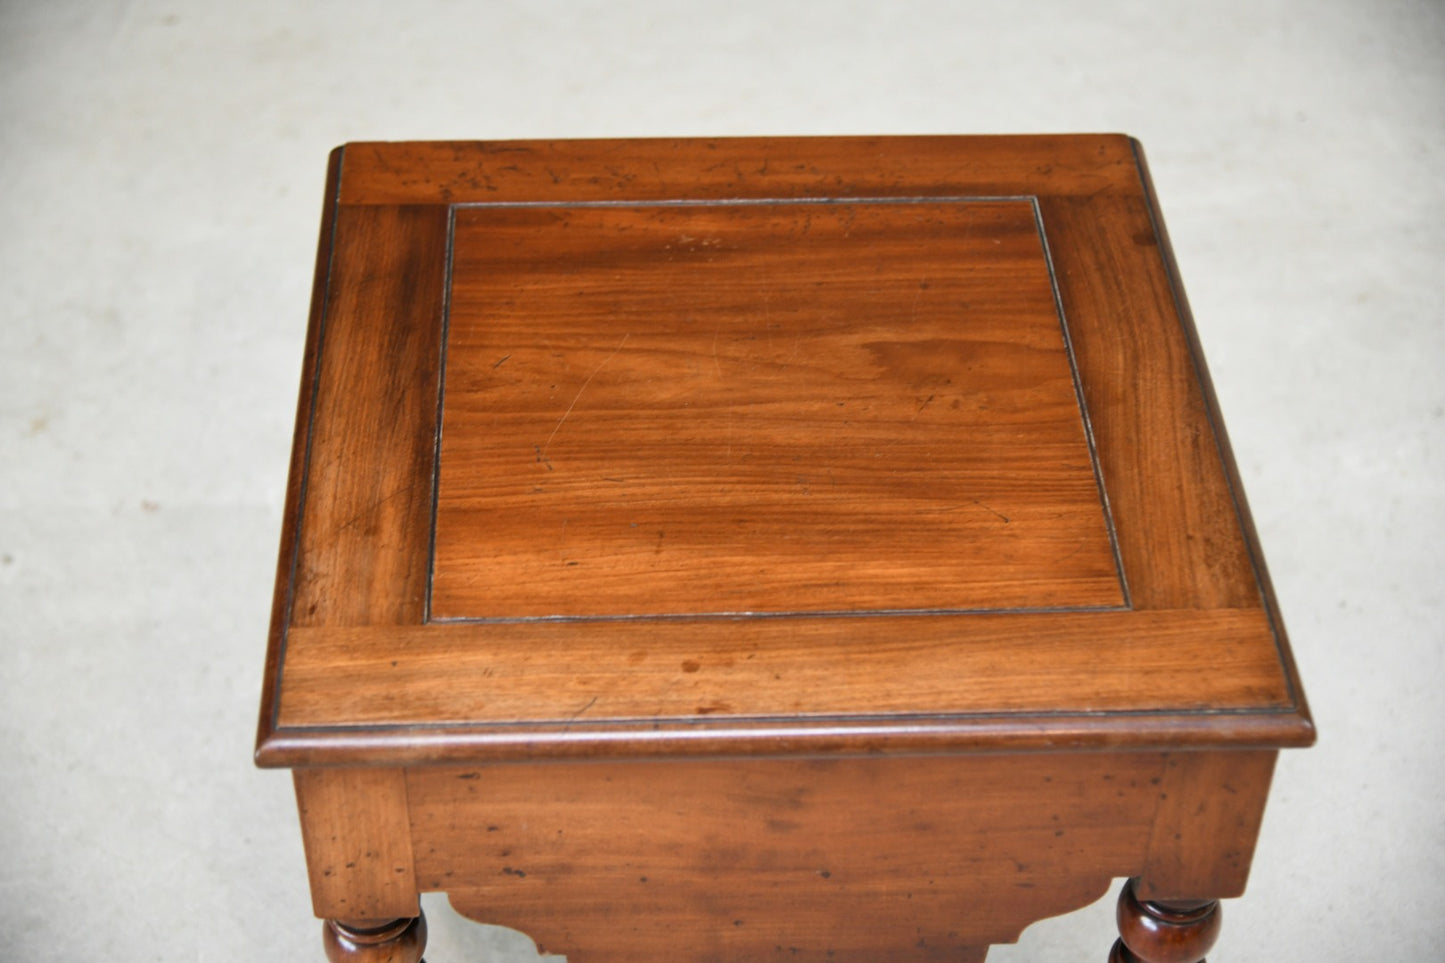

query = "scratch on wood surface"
(332, 483), (412, 535)
(974, 499), (1010, 523)
(539, 334), (630, 457)
(564, 696), (598, 728)
(370, 145), (398, 176)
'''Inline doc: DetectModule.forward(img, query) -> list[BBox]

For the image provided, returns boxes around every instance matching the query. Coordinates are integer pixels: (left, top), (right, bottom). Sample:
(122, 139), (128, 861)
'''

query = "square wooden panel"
(432, 198), (1123, 619)
(256, 137), (1313, 767)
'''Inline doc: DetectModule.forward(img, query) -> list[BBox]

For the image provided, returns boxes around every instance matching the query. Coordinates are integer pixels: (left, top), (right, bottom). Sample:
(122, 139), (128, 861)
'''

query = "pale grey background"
(2, 1), (1441, 959)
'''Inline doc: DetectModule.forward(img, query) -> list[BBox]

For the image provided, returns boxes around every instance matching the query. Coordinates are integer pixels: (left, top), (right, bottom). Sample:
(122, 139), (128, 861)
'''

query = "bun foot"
(1109, 878), (1220, 963)
(323, 913), (426, 963)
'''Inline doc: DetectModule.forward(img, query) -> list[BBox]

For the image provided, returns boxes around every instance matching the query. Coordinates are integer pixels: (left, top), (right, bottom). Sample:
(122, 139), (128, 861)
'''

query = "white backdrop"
(2, 1), (1442, 959)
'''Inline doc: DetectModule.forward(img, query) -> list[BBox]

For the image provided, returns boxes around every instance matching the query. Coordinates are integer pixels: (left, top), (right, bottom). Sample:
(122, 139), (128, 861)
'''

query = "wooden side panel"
(336, 135), (1142, 206)
(288, 203), (449, 628)
(1039, 193), (1259, 610)
(407, 753), (1165, 962)
(1138, 750), (1278, 900)
(294, 768), (419, 920)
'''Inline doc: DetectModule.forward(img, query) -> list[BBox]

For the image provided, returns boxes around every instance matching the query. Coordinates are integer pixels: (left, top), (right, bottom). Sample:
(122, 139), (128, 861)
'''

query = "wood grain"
(334, 135), (1143, 206)
(1038, 192), (1257, 610)
(294, 768), (419, 920)
(1130, 140), (1314, 717)
(409, 753), (1162, 961)
(1138, 750), (1277, 900)
(434, 197), (1121, 617)
(257, 146), (342, 754)
(276, 609), (1290, 731)
(288, 204), (449, 628)
(259, 137), (1316, 963)
(256, 135), (1314, 767)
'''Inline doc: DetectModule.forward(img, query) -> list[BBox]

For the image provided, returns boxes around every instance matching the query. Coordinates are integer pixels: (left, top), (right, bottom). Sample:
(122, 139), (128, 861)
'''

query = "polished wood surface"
(257, 136), (1313, 961)
(435, 198), (1120, 618)
(409, 749), (1268, 963)
(1136, 750), (1275, 900)
(322, 916), (426, 963)
(1110, 880), (1220, 963)
(289, 202), (449, 629)
(256, 135), (1312, 767)
(294, 768), (419, 920)
(274, 610), (1288, 738)
(419, 753), (1157, 962)
(330, 136), (1142, 206)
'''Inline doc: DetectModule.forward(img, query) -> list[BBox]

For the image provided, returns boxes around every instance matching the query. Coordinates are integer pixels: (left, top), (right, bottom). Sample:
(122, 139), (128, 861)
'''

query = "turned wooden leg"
(322, 913), (426, 963)
(1109, 878), (1220, 963)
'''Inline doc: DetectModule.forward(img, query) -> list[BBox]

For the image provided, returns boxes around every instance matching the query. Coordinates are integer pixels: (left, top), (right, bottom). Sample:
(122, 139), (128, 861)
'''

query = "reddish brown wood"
(322, 915), (426, 963)
(1111, 880), (1220, 963)
(287, 203), (449, 629)
(1129, 140), (1315, 727)
(1138, 750), (1276, 900)
(255, 136), (1314, 961)
(435, 198), (1120, 617)
(1038, 191), (1256, 611)
(333, 135), (1144, 206)
(273, 611), (1289, 735)
(412, 753), (1158, 962)
(257, 145), (342, 755)
(294, 768), (419, 921)
(255, 136), (1312, 766)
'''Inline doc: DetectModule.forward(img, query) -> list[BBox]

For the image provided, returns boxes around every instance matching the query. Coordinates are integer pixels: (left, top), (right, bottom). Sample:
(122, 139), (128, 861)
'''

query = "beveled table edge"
(255, 706), (1315, 768)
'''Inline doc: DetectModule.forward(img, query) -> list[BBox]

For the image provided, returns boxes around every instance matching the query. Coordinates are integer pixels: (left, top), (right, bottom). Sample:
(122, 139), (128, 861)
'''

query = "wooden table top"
(255, 136), (1313, 767)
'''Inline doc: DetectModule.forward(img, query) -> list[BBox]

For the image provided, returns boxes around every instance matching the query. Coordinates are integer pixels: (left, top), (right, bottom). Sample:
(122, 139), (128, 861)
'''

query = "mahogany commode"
(256, 135), (1314, 962)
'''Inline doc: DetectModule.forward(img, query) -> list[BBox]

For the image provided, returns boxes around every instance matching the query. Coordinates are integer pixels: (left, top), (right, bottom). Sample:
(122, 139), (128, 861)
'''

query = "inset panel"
(431, 199), (1121, 619)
